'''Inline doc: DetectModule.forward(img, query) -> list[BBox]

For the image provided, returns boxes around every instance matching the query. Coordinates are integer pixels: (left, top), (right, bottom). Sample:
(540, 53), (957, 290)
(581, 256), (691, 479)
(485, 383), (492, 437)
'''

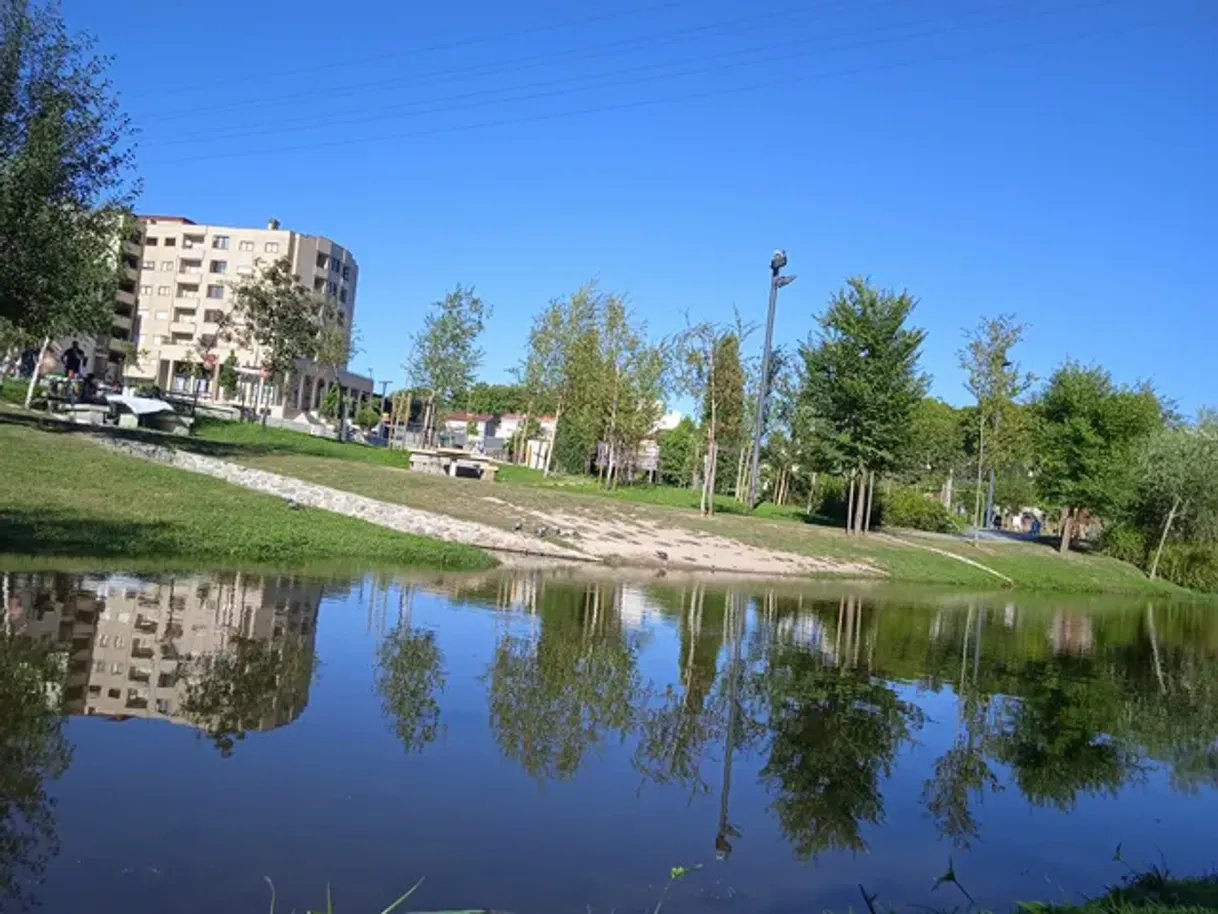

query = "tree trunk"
(699, 450), (710, 515)
(943, 467), (954, 509)
(853, 467), (868, 535)
(806, 471), (818, 515)
(1058, 507), (1073, 555)
(23, 337), (49, 409)
(864, 470), (876, 535)
(1149, 495), (1181, 580)
(846, 471), (857, 535)
(734, 446), (747, 501)
(544, 405), (562, 476)
(706, 440), (718, 516)
(972, 411), (986, 531)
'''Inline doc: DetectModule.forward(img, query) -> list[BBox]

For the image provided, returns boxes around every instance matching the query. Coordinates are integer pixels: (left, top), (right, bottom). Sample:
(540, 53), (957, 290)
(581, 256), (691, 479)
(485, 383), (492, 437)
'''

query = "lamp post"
(747, 250), (796, 508)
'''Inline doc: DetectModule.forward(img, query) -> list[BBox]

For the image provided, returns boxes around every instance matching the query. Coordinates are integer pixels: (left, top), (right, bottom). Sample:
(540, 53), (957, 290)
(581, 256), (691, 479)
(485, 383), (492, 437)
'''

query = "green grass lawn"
(0, 415), (494, 570)
(1025, 870), (1218, 914)
(190, 417), (415, 468)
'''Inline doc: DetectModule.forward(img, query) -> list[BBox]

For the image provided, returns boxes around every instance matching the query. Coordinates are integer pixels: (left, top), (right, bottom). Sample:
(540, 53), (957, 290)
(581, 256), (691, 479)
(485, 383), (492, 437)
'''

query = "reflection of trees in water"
(0, 629), (72, 908)
(756, 597), (924, 858)
(376, 617), (446, 754)
(180, 635), (317, 757)
(486, 583), (643, 781)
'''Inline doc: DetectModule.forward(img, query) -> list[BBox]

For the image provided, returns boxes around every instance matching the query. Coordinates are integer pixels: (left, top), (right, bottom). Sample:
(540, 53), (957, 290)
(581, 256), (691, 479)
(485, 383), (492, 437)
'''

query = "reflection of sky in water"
(8, 572), (1216, 914)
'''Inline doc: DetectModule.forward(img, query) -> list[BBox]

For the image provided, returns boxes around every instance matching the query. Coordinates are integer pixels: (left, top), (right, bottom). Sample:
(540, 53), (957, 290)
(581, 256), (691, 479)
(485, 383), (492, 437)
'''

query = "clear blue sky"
(64, 0), (1216, 413)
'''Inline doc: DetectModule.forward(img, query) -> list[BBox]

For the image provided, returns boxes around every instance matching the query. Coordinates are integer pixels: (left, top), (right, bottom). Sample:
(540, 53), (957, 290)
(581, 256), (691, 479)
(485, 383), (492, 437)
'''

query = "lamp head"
(770, 249), (788, 272)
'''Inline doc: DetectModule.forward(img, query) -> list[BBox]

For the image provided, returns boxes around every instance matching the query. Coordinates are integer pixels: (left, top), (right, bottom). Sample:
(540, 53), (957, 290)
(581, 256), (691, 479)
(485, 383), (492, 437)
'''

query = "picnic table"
(409, 448), (499, 481)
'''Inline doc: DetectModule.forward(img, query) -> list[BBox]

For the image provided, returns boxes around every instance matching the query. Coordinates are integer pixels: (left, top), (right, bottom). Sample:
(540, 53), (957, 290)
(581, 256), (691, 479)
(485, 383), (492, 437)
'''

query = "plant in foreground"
(266, 876), (425, 914)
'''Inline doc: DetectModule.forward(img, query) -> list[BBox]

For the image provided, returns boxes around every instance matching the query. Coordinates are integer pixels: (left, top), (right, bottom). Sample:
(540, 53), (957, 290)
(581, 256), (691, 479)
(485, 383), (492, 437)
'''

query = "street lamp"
(747, 250), (797, 508)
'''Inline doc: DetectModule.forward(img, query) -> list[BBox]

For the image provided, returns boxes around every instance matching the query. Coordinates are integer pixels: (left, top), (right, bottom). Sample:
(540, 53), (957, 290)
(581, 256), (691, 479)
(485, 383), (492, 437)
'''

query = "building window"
(327, 279), (337, 295)
(315, 252), (328, 269)
(339, 288), (347, 304)
(93, 659), (105, 673)
(330, 256), (339, 272)
(139, 284), (152, 295)
(183, 234), (204, 249)
(176, 284), (198, 297)
(206, 284), (224, 299)
(212, 235), (229, 249)
(145, 237), (158, 246)
(342, 265), (350, 280)
(156, 287), (170, 297)
(313, 276), (325, 292)
(210, 260), (227, 274)
(111, 662), (124, 675)
(239, 240), (254, 252)
(97, 634), (109, 647)
(161, 261), (173, 272)
(203, 309), (225, 323)
(265, 241), (279, 253)
(141, 260), (155, 269)
(180, 259), (202, 274)
(164, 237), (176, 247)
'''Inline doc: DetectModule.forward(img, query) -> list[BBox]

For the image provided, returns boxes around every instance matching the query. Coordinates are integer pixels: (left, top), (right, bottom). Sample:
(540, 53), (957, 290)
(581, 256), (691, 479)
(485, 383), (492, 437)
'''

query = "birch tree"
(408, 284), (490, 445)
(0, 1), (137, 357)
(675, 319), (743, 515)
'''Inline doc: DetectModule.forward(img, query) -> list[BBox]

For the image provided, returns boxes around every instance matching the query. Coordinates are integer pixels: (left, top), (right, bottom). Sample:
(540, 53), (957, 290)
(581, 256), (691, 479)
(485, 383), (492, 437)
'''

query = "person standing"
(61, 340), (86, 379)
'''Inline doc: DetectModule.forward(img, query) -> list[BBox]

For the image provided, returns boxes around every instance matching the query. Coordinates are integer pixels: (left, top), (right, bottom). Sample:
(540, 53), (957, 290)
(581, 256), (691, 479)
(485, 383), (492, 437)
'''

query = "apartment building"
(4, 571), (322, 732)
(122, 216), (372, 423)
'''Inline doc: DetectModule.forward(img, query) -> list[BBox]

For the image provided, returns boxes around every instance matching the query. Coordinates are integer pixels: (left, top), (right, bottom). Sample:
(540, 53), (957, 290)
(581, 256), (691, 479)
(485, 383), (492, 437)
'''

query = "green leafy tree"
(225, 257), (329, 410)
(0, 629), (72, 906)
(598, 295), (668, 488)
(408, 284), (490, 445)
(319, 383), (340, 421)
(375, 624), (446, 754)
(959, 315), (1035, 529)
(218, 351), (240, 399)
(1035, 362), (1164, 553)
(800, 277), (928, 535)
(1131, 413), (1218, 579)
(904, 397), (967, 498)
(467, 382), (534, 416)
(355, 396), (383, 431)
(657, 416), (698, 487)
(315, 314), (361, 440)
(0, 1), (136, 346)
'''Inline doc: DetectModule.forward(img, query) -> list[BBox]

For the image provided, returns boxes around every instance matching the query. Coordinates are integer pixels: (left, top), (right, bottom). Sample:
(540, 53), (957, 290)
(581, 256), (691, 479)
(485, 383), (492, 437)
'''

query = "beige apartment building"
(120, 216), (373, 425)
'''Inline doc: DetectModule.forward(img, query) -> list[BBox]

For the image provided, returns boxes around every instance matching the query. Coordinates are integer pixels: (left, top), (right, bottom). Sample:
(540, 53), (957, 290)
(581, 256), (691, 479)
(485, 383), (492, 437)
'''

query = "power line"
(143, 14), (1177, 166)
(138, 0), (1103, 150)
(125, 0), (698, 101)
(134, 0), (876, 122)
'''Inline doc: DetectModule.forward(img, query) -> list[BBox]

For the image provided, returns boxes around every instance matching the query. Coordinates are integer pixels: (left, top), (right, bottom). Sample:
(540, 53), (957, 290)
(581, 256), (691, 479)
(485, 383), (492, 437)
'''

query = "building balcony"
(116, 286), (136, 306)
(130, 645), (155, 660)
(169, 321), (197, 336)
(112, 313), (133, 332)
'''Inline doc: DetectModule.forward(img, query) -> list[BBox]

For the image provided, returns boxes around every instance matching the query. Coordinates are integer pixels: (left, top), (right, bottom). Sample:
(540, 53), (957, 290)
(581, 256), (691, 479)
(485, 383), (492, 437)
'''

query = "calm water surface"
(2, 568), (1217, 913)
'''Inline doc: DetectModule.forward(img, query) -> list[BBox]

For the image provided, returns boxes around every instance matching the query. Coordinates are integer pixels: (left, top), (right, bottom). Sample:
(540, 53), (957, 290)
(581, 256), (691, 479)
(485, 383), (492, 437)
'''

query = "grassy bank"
(0, 416), (494, 570)
(192, 417), (415, 467)
(1025, 870), (1218, 914)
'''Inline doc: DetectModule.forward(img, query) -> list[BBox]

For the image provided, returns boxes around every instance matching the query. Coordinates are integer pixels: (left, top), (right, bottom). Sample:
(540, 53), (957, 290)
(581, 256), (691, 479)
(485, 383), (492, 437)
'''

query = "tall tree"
(314, 312), (361, 440)
(800, 277), (927, 535)
(675, 320), (743, 514)
(1035, 362), (1164, 554)
(959, 315), (1035, 529)
(375, 622), (446, 755)
(0, 1), (137, 350)
(1130, 412), (1218, 579)
(408, 284), (490, 445)
(225, 257), (330, 413)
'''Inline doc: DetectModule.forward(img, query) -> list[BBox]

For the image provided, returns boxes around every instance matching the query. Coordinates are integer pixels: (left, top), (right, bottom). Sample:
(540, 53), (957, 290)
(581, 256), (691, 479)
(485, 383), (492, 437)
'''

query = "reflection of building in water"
(1049, 611), (1094, 655)
(4, 572), (321, 728)
(618, 585), (658, 631)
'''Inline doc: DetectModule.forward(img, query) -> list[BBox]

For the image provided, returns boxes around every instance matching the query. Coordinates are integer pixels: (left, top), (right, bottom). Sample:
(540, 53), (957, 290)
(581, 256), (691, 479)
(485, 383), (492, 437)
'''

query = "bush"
(1154, 542), (1218, 592)
(880, 486), (960, 533)
(1099, 523), (1148, 566)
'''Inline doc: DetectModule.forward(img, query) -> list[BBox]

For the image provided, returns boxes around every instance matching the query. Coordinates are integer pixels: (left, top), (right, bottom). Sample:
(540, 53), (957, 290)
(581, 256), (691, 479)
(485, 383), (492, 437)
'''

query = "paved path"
(94, 436), (592, 562)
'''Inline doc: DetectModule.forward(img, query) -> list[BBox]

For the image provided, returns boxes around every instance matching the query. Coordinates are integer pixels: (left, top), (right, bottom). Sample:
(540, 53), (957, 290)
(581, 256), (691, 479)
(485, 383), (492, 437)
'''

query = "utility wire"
(134, 0), (878, 121)
(139, 0), (1107, 149)
(144, 14), (1174, 166)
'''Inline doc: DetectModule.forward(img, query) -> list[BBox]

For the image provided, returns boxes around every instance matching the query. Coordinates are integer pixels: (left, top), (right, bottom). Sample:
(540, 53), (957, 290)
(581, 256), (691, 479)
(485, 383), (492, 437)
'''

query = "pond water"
(2, 568), (1217, 913)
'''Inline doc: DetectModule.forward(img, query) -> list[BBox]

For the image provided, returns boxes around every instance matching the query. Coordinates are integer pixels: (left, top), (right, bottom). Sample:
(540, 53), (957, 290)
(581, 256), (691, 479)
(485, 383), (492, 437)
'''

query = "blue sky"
(64, 0), (1216, 413)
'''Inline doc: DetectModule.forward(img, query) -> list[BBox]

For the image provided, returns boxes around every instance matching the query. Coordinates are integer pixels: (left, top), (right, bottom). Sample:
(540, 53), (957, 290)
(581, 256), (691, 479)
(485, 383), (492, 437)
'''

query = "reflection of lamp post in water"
(716, 591), (745, 860)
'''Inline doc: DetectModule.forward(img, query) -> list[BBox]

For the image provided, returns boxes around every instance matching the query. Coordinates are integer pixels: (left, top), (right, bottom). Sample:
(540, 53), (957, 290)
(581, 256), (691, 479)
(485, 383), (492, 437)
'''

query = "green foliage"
(1036, 362), (1164, 520)
(354, 397), (382, 430)
(1128, 416), (1218, 550)
(959, 314), (1035, 474)
(0, 627), (72, 905)
(0, 2), (136, 340)
(375, 620), (446, 754)
(800, 277), (928, 478)
(320, 384), (340, 421)
(657, 416), (698, 487)
(466, 381), (537, 416)
(904, 397), (967, 488)
(227, 257), (329, 379)
(218, 351), (240, 399)
(181, 633), (317, 757)
(408, 284), (490, 421)
(1151, 542), (1218, 593)
(881, 485), (960, 533)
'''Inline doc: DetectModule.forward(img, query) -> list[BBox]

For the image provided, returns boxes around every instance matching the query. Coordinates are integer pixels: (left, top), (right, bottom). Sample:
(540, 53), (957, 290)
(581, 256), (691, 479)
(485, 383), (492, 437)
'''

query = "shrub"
(1099, 523), (1148, 566)
(879, 486), (960, 533)
(1155, 542), (1218, 592)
